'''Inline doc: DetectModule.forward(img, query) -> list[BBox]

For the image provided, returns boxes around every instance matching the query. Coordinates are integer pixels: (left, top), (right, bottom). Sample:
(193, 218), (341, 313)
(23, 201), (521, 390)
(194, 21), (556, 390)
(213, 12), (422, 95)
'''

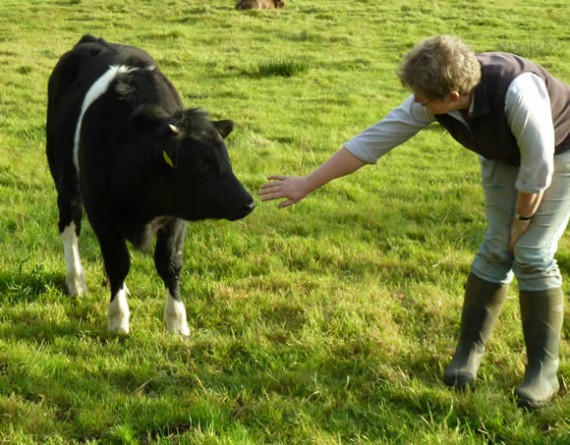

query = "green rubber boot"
(443, 273), (509, 390)
(515, 288), (563, 409)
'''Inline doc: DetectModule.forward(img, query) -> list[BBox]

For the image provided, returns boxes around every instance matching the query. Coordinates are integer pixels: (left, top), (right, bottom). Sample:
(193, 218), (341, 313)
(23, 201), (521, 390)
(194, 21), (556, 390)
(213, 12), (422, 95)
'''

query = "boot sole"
(443, 372), (476, 391)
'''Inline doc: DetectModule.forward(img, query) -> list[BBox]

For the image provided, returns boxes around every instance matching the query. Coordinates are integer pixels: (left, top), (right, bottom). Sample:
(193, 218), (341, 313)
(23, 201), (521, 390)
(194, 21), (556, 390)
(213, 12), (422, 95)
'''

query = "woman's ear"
(449, 90), (461, 102)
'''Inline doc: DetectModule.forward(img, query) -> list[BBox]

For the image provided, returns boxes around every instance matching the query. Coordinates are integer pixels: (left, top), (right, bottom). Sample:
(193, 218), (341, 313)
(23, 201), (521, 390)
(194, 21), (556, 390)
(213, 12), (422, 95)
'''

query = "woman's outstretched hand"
(259, 175), (313, 208)
(259, 147), (367, 208)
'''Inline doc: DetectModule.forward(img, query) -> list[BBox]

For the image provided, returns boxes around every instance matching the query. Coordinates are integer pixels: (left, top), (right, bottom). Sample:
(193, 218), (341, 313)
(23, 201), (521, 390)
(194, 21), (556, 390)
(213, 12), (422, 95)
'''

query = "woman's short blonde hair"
(397, 35), (481, 99)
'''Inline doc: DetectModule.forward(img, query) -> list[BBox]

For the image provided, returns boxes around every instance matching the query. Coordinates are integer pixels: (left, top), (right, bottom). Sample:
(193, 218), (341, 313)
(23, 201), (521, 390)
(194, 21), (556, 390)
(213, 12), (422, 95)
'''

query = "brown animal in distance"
(236, 0), (285, 9)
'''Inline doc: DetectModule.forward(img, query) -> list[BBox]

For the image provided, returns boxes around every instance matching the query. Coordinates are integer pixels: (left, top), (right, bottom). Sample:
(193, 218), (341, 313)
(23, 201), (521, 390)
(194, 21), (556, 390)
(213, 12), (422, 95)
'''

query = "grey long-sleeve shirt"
(344, 73), (555, 194)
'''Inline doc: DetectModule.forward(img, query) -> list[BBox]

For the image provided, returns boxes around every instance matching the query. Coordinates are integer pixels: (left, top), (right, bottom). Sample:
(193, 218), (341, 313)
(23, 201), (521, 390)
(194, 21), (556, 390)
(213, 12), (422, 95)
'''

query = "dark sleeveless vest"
(435, 52), (570, 165)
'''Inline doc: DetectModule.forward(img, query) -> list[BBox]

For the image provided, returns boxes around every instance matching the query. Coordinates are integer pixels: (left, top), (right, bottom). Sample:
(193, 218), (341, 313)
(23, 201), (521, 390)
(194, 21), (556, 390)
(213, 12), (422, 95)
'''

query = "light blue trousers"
(471, 150), (570, 291)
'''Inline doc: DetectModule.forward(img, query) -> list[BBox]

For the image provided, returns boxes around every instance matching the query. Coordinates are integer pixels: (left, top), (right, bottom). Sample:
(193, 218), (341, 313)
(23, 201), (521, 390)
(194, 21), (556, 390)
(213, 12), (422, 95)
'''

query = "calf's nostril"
(245, 200), (256, 212)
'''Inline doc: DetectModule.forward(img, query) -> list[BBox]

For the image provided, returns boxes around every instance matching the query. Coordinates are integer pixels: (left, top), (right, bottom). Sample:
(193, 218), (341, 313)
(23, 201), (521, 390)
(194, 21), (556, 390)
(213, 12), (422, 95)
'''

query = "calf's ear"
(213, 120), (234, 139)
(132, 105), (169, 132)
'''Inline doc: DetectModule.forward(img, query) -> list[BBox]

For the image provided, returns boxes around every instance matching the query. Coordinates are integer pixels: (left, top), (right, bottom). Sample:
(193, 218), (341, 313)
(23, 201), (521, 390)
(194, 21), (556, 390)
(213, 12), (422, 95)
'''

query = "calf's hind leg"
(56, 177), (88, 297)
(154, 220), (190, 337)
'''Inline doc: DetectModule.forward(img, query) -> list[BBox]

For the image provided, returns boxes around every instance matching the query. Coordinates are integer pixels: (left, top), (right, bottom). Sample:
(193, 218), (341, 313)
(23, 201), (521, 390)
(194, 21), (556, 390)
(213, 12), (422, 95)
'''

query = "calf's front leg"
(155, 220), (190, 337)
(96, 229), (132, 334)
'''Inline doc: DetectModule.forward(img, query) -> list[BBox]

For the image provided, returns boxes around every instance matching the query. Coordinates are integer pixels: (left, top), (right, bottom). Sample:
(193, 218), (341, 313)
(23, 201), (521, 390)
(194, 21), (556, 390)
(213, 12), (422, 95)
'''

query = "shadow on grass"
(1, 268), (566, 442)
(0, 269), (66, 304)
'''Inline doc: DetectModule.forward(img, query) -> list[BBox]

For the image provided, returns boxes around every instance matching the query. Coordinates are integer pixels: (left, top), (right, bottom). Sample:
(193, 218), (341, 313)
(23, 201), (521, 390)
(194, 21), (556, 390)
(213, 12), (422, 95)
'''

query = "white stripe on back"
(73, 65), (138, 174)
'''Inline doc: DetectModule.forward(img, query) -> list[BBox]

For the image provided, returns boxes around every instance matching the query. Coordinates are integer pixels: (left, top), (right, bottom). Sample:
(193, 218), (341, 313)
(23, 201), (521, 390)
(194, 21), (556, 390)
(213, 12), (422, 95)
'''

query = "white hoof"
(108, 287), (130, 334)
(66, 270), (88, 297)
(164, 292), (190, 337)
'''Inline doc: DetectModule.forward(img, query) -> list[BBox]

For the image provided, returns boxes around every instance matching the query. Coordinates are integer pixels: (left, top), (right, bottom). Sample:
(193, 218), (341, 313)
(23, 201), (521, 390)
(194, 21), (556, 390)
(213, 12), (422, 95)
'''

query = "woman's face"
(413, 90), (469, 114)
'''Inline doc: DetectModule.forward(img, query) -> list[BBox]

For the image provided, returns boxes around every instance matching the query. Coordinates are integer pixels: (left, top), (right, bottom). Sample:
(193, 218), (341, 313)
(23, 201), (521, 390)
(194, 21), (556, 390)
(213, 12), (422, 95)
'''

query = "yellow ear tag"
(162, 150), (175, 168)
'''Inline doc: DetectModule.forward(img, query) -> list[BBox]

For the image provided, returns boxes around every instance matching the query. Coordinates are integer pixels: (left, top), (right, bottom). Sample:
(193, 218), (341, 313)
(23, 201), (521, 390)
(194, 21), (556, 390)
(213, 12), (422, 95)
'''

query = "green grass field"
(0, 0), (569, 443)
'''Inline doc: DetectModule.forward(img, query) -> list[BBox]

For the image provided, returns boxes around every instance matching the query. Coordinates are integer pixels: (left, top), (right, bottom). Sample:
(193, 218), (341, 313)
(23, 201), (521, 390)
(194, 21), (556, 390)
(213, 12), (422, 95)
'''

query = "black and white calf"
(46, 35), (255, 335)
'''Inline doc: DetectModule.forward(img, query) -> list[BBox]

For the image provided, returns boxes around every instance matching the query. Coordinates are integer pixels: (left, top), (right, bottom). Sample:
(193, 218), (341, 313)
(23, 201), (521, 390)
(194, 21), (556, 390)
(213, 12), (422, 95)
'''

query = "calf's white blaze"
(73, 65), (138, 174)
(108, 285), (130, 334)
(60, 222), (87, 297)
(164, 291), (190, 337)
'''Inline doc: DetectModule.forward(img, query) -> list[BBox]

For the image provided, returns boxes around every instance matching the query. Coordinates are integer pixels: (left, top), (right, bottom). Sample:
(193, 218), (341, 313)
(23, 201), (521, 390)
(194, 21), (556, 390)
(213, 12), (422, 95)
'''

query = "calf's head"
(133, 107), (255, 221)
